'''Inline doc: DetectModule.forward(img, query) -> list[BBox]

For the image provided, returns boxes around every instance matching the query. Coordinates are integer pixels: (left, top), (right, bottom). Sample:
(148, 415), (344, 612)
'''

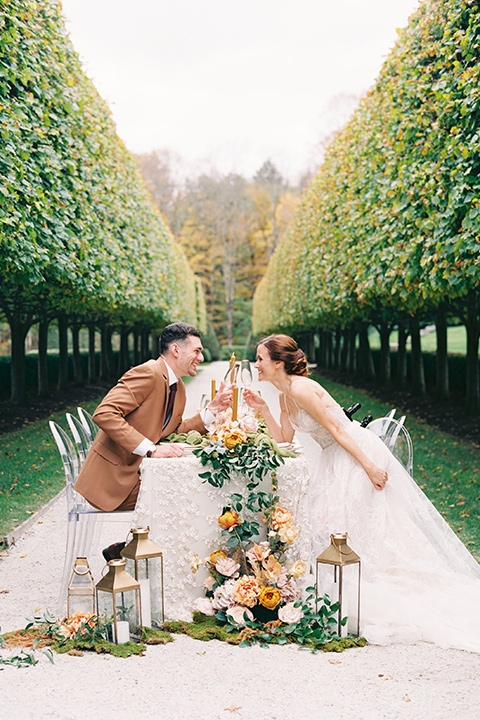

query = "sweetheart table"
(132, 453), (312, 620)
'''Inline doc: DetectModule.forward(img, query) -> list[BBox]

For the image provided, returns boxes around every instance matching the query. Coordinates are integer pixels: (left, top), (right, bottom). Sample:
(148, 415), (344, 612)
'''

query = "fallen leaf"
(67, 649), (84, 657)
(0, 589), (9, 594)
(403, 695), (411, 703)
(328, 658), (342, 665)
(196, 651), (206, 656)
(224, 706), (241, 714)
(20, 554), (27, 558)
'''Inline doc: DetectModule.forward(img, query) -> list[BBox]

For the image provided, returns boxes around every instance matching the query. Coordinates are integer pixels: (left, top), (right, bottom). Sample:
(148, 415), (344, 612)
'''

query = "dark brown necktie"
(163, 382), (178, 429)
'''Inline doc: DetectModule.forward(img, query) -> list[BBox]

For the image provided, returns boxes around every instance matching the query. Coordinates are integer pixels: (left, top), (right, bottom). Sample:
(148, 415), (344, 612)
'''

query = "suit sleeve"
(176, 412), (207, 435)
(93, 364), (158, 453)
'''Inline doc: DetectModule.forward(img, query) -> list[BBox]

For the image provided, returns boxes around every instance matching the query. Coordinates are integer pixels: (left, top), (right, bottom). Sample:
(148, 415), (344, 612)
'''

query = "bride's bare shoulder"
(290, 377), (335, 405)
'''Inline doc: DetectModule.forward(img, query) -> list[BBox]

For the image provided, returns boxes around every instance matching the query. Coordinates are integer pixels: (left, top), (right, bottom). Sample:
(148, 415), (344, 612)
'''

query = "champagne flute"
(241, 360), (253, 388)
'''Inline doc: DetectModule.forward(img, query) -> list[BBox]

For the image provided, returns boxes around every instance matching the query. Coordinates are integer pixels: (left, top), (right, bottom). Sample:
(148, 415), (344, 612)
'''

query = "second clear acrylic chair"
(49, 420), (133, 613)
(77, 407), (98, 444)
(367, 415), (414, 476)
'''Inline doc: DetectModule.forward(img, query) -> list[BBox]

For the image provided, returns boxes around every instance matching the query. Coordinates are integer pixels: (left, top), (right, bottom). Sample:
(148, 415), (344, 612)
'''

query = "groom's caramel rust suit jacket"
(74, 357), (206, 512)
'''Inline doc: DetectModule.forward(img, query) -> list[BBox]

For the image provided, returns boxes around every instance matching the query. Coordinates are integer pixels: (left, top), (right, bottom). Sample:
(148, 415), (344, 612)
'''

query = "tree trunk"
(379, 322), (391, 385)
(133, 329), (140, 365)
(340, 329), (349, 372)
(333, 328), (342, 370)
(324, 331), (333, 369)
(435, 305), (449, 401)
(57, 314), (69, 392)
(100, 324), (113, 380)
(348, 327), (357, 375)
(465, 293), (480, 415)
(118, 328), (130, 376)
(410, 316), (426, 396)
(37, 318), (50, 397)
(151, 331), (159, 359)
(358, 323), (375, 379)
(71, 318), (83, 385)
(396, 321), (408, 390)
(317, 330), (326, 367)
(9, 311), (32, 404)
(88, 324), (97, 384)
(141, 330), (150, 362)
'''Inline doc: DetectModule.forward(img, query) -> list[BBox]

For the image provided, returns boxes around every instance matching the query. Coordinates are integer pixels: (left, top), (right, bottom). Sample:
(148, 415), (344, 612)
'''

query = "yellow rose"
(259, 586), (282, 610)
(223, 430), (245, 448)
(209, 550), (228, 565)
(289, 560), (307, 578)
(218, 510), (240, 530)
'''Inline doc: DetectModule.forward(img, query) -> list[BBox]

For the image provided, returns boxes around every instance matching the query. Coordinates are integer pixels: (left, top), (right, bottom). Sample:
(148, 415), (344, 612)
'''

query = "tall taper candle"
(230, 353), (236, 383)
(232, 386), (238, 421)
(211, 378), (216, 400)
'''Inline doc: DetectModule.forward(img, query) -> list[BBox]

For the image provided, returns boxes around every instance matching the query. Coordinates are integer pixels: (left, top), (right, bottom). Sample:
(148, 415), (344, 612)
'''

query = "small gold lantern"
(67, 557), (95, 617)
(95, 559), (141, 644)
(121, 527), (164, 628)
(316, 532), (361, 637)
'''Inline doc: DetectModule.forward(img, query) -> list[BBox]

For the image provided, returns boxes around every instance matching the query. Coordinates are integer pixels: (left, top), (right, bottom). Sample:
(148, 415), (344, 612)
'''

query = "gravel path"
(1, 361), (480, 719)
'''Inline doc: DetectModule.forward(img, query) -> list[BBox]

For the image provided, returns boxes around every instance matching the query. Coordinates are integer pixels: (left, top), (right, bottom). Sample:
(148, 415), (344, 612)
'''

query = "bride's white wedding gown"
(293, 405), (480, 653)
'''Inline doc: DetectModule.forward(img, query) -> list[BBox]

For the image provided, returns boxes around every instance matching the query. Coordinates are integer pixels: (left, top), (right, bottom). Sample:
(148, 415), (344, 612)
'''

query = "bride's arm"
(243, 389), (295, 443)
(292, 385), (388, 491)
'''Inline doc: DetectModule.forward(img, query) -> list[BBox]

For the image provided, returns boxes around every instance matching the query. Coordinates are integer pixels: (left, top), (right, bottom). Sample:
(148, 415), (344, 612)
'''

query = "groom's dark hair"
(160, 322), (201, 353)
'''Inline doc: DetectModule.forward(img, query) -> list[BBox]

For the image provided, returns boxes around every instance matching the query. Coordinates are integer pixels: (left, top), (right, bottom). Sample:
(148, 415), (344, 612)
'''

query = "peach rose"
(271, 507), (293, 530)
(278, 602), (304, 624)
(218, 510), (240, 530)
(246, 542), (271, 564)
(264, 555), (284, 581)
(192, 597), (215, 616)
(233, 575), (261, 607)
(259, 586), (282, 610)
(214, 556), (240, 578)
(65, 611), (95, 636)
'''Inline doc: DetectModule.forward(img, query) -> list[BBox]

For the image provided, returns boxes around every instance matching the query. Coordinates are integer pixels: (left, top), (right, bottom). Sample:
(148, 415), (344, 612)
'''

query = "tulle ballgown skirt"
(301, 423), (480, 653)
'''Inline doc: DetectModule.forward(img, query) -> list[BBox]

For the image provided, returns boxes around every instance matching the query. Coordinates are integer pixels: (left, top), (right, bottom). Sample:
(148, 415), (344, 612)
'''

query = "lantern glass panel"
(96, 588), (141, 644)
(67, 558), (95, 617)
(125, 556), (164, 628)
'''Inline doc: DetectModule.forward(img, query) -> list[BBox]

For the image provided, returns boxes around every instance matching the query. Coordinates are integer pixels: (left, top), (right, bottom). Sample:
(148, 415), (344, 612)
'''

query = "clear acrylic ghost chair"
(77, 407), (98, 444)
(367, 416), (413, 476)
(49, 420), (133, 612)
(66, 413), (91, 460)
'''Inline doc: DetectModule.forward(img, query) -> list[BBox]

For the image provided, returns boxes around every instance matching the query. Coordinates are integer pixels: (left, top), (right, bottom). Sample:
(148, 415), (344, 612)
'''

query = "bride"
(243, 333), (480, 652)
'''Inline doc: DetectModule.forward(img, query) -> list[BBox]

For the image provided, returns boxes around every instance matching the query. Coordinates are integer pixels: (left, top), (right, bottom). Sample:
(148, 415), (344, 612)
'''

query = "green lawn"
(369, 325), (467, 354)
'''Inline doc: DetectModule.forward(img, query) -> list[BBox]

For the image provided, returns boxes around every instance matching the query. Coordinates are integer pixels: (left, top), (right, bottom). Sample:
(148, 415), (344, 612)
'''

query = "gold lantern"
(121, 527), (164, 628)
(96, 559), (141, 644)
(316, 532), (361, 637)
(67, 557), (95, 617)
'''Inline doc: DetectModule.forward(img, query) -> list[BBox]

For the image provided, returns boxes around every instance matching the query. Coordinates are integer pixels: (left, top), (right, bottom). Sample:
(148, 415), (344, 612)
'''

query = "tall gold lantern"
(316, 532), (361, 637)
(96, 559), (141, 644)
(67, 557), (95, 617)
(121, 527), (164, 628)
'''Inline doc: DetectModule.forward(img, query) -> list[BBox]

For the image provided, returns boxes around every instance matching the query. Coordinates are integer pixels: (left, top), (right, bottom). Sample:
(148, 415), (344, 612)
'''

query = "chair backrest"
(66, 413), (92, 461)
(77, 407), (98, 443)
(367, 416), (413, 476)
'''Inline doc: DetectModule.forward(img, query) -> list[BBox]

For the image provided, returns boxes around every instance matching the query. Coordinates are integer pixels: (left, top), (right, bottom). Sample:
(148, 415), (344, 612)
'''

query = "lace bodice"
(292, 405), (349, 449)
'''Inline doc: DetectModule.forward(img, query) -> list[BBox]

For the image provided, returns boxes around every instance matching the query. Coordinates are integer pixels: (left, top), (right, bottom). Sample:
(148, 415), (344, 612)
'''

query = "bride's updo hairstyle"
(258, 334), (308, 376)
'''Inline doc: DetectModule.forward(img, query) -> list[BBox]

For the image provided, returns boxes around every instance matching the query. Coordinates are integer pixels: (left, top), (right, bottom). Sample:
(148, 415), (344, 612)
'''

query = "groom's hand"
(208, 380), (233, 413)
(150, 444), (184, 458)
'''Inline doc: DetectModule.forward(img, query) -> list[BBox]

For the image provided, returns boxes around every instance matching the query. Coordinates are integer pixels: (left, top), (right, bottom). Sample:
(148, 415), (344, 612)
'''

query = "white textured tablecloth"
(133, 454), (312, 620)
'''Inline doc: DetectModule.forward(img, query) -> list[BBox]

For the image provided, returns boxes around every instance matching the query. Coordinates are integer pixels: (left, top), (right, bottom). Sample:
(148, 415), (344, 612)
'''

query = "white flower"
(289, 560), (307, 578)
(192, 597), (215, 616)
(278, 602), (304, 624)
(203, 576), (216, 592)
(214, 556), (240, 578)
(212, 579), (236, 610)
(190, 553), (202, 573)
(226, 605), (254, 626)
(278, 524), (299, 544)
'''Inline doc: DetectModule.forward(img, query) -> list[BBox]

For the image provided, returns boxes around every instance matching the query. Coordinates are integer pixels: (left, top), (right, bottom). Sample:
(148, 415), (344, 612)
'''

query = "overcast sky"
(60, 0), (421, 181)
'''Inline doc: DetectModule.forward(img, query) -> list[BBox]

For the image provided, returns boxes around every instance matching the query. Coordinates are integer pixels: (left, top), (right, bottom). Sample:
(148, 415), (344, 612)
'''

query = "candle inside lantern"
(232, 386), (238, 421)
(116, 620), (129, 644)
(211, 378), (216, 401)
(139, 578), (152, 628)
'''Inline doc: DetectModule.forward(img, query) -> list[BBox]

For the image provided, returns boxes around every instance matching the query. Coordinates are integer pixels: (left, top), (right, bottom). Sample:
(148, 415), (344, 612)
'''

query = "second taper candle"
(232, 386), (238, 421)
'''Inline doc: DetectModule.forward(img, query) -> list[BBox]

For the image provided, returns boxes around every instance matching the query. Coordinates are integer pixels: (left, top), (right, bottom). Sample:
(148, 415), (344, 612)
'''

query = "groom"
(74, 322), (231, 513)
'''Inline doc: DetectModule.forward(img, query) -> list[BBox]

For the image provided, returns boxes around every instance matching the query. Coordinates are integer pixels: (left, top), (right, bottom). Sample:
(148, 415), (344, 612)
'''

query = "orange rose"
(259, 586), (282, 610)
(218, 510), (240, 530)
(271, 507), (293, 530)
(209, 550), (228, 565)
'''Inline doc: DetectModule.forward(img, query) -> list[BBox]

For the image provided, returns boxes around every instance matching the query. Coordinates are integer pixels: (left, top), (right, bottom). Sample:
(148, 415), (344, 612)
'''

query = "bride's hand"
(243, 388), (265, 410)
(368, 465), (388, 491)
